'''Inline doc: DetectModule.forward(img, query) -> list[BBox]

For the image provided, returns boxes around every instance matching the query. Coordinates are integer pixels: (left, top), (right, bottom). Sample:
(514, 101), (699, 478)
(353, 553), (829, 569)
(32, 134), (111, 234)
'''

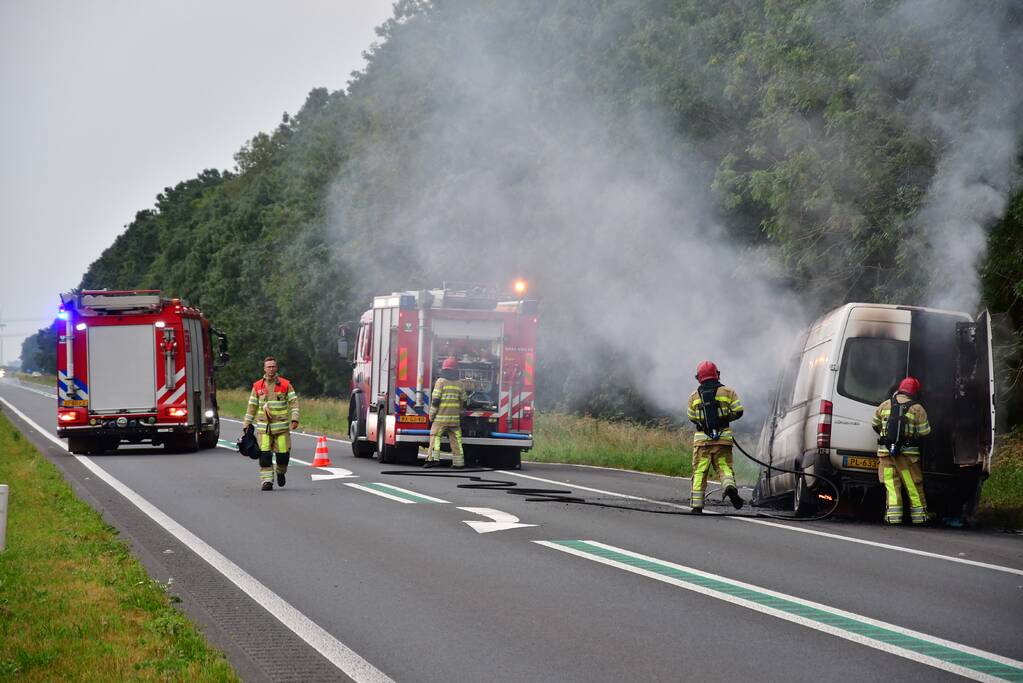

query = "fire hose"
(385, 437), (841, 521)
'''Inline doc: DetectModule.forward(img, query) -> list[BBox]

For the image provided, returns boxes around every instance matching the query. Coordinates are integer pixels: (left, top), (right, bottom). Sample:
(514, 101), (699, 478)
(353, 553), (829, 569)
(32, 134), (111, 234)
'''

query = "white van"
(751, 303), (994, 520)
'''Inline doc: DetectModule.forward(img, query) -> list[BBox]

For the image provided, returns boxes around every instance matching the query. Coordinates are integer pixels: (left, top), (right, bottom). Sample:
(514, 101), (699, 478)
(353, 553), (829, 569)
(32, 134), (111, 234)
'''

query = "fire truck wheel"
(198, 417), (220, 449)
(376, 415), (394, 464)
(393, 443), (420, 466)
(165, 432), (199, 454)
(349, 410), (375, 458)
(67, 436), (95, 455)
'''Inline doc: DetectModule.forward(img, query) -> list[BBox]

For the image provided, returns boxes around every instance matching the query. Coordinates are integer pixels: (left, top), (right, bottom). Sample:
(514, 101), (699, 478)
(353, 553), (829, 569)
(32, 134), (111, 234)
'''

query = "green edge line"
(554, 541), (1023, 683)
(362, 482), (439, 503)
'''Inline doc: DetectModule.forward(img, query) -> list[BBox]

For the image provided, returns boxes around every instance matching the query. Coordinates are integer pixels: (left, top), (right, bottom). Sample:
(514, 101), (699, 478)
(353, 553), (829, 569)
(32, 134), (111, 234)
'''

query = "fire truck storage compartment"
(87, 325), (157, 413)
(183, 316), (207, 424)
(432, 319), (504, 410)
(371, 306), (399, 410)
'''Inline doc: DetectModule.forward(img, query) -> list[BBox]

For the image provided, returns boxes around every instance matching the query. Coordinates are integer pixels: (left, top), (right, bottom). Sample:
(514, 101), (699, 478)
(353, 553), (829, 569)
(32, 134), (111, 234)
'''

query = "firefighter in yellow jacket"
(243, 357), (299, 491)
(687, 360), (744, 513)
(425, 357), (467, 469)
(872, 376), (931, 524)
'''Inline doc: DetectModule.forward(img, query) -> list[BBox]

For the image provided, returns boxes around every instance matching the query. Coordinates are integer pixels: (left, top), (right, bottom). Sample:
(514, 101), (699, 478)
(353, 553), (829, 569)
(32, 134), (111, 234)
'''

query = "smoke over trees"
(28, 0), (1023, 425)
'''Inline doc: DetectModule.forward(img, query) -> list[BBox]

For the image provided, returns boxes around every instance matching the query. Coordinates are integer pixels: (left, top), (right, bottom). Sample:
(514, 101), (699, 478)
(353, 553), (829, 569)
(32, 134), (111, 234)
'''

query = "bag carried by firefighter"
(237, 424), (260, 459)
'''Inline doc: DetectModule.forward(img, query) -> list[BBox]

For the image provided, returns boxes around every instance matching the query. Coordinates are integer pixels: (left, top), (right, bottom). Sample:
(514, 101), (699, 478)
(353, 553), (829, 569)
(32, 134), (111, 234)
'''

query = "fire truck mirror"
(337, 338), (350, 359)
(216, 351), (230, 368)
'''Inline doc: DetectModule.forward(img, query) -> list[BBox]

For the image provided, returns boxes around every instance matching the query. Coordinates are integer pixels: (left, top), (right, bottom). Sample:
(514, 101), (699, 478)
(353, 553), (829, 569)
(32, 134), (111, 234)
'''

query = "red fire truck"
(55, 290), (229, 454)
(341, 284), (537, 469)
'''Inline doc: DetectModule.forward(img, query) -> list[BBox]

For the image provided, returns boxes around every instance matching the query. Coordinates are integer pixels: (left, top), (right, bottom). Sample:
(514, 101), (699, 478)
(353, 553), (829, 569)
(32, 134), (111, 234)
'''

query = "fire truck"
(55, 290), (229, 454)
(341, 284), (537, 469)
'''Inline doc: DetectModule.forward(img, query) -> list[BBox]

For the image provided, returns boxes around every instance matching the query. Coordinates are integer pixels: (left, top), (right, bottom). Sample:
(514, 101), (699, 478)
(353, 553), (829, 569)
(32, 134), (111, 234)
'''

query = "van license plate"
(844, 456), (879, 470)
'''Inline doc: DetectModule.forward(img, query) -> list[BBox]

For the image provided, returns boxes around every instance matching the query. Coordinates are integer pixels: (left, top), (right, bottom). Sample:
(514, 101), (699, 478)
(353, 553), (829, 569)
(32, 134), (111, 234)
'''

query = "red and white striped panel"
(499, 390), (534, 418)
(157, 367), (186, 406)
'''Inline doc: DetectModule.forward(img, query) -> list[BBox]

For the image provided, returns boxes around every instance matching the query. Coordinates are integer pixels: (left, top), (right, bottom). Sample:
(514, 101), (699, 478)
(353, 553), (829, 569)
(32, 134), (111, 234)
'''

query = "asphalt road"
(2, 379), (1022, 682)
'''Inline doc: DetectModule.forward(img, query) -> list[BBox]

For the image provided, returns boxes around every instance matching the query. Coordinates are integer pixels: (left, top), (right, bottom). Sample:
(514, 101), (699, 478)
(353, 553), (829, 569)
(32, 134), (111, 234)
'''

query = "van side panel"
(829, 307), (911, 468)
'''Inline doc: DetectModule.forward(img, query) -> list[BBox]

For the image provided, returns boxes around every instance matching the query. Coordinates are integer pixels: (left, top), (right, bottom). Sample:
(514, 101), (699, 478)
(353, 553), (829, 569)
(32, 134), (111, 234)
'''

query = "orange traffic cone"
(311, 436), (332, 467)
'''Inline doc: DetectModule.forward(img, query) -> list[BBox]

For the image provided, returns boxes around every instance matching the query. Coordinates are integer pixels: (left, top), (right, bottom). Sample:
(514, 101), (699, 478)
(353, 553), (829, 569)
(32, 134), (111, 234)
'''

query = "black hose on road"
(384, 439), (841, 522)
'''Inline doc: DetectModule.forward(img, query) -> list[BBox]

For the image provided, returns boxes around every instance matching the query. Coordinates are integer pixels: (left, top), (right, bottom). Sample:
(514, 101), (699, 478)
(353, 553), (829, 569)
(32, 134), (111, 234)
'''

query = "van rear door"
(830, 307), (911, 469)
(954, 311), (995, 471)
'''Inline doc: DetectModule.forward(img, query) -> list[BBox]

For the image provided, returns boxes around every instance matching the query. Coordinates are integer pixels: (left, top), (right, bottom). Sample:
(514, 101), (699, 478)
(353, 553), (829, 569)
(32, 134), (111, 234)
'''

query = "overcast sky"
(0, 0), (394, 364)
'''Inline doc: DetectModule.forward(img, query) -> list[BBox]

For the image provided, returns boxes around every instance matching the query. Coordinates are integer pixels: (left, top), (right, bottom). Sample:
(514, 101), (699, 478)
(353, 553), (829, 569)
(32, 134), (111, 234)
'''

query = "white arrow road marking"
(310, 467), (358, 481)
(458, 507), (537, 534)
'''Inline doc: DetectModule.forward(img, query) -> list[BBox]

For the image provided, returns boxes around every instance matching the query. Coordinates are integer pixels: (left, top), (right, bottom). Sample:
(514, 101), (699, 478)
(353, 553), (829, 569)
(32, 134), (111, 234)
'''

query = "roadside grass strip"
(0, 397), (393, 683)
(537, 540), (1023, 683)
(344, 482), (450, 504)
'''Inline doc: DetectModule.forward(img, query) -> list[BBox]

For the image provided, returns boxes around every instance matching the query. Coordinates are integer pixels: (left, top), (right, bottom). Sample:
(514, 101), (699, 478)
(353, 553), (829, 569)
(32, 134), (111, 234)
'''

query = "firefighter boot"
(724, 485), (744, 510)
(261, 481), (273, 491)
(276, 452), (289, 487)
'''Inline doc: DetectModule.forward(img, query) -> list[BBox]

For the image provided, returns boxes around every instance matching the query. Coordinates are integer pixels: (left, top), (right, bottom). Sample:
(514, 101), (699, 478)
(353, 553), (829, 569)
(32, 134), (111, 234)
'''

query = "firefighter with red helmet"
(687, 361), (745, 513)
(425, 357), (468, 469)
(243, 357), (299, 491)
(872, 377), (931, 524)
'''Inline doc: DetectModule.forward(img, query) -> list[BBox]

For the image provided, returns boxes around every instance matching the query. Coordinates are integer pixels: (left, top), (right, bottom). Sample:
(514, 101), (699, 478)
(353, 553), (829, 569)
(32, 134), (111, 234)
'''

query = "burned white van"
(751, 304), (994, 521)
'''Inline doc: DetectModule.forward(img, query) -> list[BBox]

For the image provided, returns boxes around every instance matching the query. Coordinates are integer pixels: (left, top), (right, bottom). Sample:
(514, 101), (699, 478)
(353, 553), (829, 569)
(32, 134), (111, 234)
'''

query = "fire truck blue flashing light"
(57, 309), (69, 321)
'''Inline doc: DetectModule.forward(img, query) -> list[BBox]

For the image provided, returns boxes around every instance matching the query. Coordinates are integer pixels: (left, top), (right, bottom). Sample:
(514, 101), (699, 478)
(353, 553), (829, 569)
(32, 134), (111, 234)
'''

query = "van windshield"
(838, 337), (908, 405)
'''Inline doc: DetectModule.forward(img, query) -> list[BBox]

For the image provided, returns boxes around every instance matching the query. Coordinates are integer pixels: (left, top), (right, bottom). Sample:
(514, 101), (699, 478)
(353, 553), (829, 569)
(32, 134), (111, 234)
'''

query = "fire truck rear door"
(87, 325), (157, 413)
(184, 317), (205, 428)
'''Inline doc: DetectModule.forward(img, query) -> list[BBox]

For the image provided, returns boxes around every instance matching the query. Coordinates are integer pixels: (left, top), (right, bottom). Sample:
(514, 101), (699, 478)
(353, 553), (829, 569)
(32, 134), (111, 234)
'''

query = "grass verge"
(0, 409), (238, 681)
(976, 429), (1023, 528)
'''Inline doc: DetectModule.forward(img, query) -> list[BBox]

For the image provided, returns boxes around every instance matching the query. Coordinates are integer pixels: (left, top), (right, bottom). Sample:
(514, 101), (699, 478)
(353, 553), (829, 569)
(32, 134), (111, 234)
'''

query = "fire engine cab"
(55, 290), (229, 454)
(341, 284), (537, 469)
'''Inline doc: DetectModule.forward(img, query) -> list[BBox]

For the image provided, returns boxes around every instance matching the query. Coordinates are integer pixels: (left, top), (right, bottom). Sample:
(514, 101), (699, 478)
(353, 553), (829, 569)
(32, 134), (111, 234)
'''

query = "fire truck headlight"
(155, 321), (166, 328)
(204, 410), (214, 418)
(116, 417), (128, 428)
(75, 322), (87, 331)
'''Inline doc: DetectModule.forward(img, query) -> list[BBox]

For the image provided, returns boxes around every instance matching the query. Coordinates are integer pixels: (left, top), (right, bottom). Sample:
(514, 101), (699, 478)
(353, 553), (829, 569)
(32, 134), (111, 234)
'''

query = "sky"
(0, 0), (394, 365)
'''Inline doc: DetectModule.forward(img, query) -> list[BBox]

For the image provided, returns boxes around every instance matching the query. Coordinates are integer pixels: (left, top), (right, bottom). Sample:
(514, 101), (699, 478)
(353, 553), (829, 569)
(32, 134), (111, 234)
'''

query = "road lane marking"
(4, 380), (57, 399)
(0, 396), (393, 682)
(458, 507), (537, 533)
(498, 470), (1023, 577)
(7, 391), (1020, 577)
(310, 467), (359, 481)
(537, 540), (1023, 683)
(345, 482), (450, 504)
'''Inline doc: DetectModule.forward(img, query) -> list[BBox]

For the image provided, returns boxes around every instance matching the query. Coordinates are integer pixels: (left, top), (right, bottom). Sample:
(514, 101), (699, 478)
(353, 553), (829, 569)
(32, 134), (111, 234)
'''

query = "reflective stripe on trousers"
(427, 426), (463, 467)
(691, 444), (735, 508)
(879, 454), (927, 524)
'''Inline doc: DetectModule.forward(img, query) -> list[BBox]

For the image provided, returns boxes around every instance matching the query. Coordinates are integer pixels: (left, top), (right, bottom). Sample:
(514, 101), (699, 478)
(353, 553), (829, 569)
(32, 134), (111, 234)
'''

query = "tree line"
(22, 0), (1023, 427)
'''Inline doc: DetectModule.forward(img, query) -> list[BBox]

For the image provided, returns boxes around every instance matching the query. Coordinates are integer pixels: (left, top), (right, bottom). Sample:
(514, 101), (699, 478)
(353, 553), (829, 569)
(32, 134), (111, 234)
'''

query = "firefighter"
(242, 356), (299, 491)
(872, 377), (931, 524)
(425, 357), (467, 469)
(687, 360), (745, 513)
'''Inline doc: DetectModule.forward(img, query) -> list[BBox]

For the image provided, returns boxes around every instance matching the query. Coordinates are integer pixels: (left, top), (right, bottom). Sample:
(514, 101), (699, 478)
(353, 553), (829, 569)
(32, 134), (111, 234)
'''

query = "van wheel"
(349, 407), (374, 458)
(793, 474), (817, 515)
